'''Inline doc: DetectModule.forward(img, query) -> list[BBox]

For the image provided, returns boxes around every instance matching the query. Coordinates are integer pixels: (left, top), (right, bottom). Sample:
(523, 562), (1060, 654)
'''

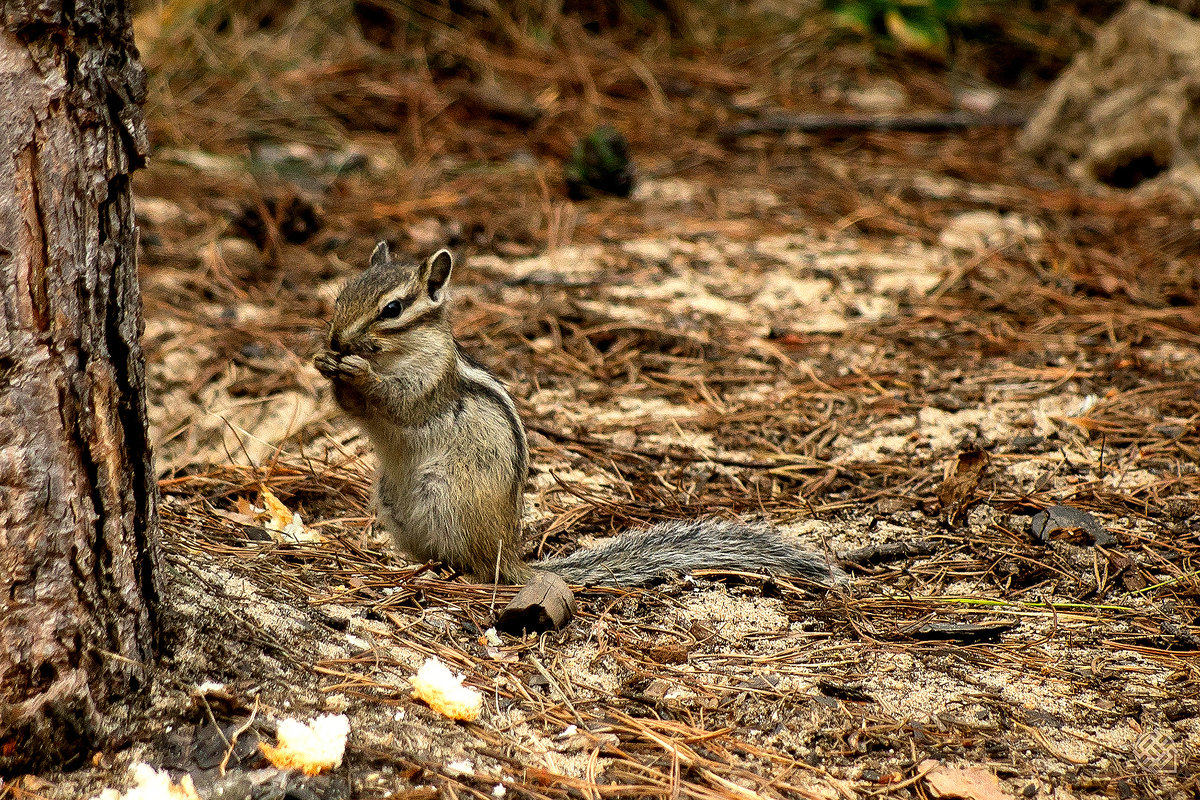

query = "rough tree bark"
(0, 0), (160, 774)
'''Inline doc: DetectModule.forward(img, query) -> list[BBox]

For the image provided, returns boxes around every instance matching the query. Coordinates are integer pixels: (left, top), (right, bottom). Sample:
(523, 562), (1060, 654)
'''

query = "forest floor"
(23, 1), (1200, 798)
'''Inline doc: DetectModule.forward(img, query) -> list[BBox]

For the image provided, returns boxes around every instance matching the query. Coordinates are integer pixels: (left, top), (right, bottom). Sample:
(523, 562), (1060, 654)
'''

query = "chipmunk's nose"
(329, 332), (343, 352)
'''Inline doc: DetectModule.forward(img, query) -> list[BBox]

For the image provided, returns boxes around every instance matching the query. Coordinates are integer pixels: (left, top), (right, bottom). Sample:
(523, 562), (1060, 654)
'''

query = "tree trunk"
(0, 0), (160, 774)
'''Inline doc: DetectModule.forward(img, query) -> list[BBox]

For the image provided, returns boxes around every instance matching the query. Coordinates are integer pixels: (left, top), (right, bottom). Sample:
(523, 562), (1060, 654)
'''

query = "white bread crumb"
(410, 658), (483, 721)
(259, 713), (350, 775)
(259, 487), (322, 543)
(92, 763), (200, 800)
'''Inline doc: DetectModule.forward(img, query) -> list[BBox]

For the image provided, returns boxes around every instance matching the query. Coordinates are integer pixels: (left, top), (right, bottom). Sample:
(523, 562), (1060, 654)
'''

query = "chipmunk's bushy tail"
(537, 519), (846, 588)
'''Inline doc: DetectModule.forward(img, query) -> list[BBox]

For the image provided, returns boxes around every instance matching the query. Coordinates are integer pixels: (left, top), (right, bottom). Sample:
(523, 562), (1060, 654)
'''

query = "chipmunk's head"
(327, 243), (454, 358)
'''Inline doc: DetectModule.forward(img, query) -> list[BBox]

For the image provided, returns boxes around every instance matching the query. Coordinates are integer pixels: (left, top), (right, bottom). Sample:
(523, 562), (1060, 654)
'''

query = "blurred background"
(136, 0), (1200, 544)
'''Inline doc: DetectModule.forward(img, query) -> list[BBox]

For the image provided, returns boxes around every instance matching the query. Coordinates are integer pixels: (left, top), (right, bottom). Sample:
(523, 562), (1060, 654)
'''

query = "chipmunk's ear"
(370, 241), (390, 268)
(424, 249), (454, 302)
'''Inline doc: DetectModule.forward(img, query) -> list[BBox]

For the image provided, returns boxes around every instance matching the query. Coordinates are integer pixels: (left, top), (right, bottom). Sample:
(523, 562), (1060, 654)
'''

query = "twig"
(219, 697), (260, 776)
(719, 110), (1026, 139)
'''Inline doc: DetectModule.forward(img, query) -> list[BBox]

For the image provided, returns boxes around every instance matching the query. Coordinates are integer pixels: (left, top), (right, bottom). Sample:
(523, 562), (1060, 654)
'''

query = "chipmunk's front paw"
(314, 350), (371, 381)
(337, 354), (371, 377)
(314, 350), (339, 378)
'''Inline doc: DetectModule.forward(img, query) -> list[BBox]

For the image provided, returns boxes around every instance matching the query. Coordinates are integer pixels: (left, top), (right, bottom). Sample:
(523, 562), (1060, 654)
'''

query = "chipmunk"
(314, 243), (846, 587)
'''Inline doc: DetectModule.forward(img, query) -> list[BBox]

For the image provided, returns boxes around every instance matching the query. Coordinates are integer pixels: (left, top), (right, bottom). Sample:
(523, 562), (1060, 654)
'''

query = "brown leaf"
(648, 643), (689, 664)
(936, 449), (989, 525)
(921, 760), (1015, 800)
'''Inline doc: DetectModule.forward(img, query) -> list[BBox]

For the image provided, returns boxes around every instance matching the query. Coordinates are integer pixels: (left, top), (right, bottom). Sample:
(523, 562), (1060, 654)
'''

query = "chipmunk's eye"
(378, 300), (405, 320)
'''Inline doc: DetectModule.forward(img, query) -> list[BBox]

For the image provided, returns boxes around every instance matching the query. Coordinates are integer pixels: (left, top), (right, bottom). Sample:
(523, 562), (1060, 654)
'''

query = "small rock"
(1030, 505), (1116, 547)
